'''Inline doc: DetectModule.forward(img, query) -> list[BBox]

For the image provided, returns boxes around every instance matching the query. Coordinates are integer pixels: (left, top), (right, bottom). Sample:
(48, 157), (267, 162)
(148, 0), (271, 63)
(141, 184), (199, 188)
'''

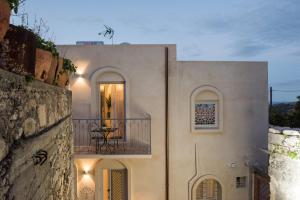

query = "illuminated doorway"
(99, 82), (125, 138)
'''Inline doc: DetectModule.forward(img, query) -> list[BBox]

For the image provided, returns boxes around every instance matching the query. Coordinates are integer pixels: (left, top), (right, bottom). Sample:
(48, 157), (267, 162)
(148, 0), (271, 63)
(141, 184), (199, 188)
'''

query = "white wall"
(58, 44), (268, 200)
(58, 44), (177, 200)
(169, 61), (268, 200)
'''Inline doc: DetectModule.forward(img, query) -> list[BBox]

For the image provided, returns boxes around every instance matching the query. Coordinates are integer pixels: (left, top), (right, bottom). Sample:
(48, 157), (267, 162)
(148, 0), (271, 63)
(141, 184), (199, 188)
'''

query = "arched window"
(195, 179), (222, 200)
(191, 86), (223, 132)
(90, 67), (129, 119)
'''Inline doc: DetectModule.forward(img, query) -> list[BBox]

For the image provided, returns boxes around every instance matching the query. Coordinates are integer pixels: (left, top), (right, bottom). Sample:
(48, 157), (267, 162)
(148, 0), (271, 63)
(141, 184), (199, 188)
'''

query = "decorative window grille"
(194, 101), (218, 129)
(236, 176), (246, 188)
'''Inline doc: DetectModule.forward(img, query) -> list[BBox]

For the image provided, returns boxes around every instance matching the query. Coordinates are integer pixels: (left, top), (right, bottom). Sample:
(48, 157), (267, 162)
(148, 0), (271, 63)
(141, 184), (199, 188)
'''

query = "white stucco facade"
(58, 44), (268, 200)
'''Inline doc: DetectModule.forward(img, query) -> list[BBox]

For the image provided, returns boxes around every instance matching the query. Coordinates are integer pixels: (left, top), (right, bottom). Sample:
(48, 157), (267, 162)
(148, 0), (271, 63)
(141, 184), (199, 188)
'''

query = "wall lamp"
(73, 73), (84, 78)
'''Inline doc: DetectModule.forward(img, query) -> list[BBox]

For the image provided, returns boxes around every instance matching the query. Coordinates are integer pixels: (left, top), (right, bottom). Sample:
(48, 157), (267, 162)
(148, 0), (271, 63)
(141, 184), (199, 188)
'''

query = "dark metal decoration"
(98, 24), (114, 44)
(32, 150), (48, 166)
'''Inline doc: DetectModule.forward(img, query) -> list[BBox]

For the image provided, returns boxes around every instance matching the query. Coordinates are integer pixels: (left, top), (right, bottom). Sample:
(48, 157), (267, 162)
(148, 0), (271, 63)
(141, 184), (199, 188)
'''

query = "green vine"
(7, 0), (21, 14)
(36, 35), (59, 56)
(62, 58), (77, 74)
(16, 25), (58, 56)
(25, 74), (34, 83)
(287, 151), (298, 159)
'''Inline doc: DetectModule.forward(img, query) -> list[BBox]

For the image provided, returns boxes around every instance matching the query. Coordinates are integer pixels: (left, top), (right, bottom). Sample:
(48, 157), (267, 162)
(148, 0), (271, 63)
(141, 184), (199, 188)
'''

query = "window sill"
(191, 128), (223, 133)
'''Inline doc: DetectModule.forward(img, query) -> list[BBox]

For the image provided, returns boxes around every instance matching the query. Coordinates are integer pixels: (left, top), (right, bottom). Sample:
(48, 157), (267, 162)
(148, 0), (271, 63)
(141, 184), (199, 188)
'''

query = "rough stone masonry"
(268, 126), (300, 200)
(0, 68), (73, 200)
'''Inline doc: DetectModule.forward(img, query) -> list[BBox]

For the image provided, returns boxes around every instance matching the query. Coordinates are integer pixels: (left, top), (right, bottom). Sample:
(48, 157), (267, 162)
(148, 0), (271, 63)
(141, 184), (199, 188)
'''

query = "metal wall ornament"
(32, 149), (48, 166)
(98, 24), (115, 44)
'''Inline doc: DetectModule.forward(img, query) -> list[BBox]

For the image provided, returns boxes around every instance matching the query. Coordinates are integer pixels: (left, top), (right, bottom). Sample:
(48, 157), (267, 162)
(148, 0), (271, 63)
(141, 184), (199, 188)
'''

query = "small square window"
(236, 176), (246, 188)
(194, 101), (218, 129)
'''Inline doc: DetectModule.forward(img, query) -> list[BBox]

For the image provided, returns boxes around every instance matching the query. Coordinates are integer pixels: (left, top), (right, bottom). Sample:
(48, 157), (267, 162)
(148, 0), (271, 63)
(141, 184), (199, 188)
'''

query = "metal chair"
(110, 120), (125, 152)
(88, 122), (103, 152)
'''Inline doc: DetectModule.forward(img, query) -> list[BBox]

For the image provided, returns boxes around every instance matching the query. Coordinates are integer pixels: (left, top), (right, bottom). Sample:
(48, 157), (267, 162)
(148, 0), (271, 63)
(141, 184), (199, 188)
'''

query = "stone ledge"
(269, 126), (300, 136)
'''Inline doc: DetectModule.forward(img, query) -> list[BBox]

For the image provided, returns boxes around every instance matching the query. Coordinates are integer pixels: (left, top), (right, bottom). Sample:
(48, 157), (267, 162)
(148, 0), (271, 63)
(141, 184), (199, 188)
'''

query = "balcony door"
(99, 82), (125, 136)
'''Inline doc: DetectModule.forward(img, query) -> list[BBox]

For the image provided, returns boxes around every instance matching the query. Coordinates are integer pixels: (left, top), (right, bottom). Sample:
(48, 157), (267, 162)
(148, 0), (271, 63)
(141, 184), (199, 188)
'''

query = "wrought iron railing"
(73, 118), (151, 155)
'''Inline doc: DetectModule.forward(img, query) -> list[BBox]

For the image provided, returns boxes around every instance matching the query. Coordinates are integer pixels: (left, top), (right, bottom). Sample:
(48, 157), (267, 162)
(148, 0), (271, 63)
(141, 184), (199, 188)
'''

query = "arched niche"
(190, 85), (223, 133)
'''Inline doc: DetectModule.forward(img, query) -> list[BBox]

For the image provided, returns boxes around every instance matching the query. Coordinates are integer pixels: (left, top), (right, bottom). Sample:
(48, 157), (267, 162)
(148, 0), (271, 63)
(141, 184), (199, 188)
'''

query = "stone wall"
(0, 68), (73, 200)
(268, 126), (300, 200)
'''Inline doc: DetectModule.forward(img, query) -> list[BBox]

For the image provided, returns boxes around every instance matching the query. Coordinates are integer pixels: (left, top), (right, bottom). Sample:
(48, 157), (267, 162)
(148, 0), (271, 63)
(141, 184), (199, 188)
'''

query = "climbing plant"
(62, 58), (77, 74)
(7, 0), (25, 14)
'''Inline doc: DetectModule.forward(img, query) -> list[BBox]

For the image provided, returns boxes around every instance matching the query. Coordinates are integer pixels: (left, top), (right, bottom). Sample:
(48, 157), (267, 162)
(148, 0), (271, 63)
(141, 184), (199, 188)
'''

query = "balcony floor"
(74, 142), (150, 155)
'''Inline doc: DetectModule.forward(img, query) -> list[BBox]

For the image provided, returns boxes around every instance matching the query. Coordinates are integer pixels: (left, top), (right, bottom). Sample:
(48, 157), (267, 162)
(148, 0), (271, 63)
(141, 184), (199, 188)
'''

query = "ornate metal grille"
(195, 103), (216, 126)
(111, 169), (128, 200)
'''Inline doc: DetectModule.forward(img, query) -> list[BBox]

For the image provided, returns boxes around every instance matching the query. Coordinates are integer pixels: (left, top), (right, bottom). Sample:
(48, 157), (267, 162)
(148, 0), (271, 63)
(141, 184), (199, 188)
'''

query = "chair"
(110, 121), (125, 152)
(88, 122), (103, 152)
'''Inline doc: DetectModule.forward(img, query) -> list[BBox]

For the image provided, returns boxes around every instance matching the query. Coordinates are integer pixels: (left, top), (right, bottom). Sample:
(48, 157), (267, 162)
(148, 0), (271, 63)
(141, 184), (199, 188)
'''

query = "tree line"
(270, 96), (300, 128)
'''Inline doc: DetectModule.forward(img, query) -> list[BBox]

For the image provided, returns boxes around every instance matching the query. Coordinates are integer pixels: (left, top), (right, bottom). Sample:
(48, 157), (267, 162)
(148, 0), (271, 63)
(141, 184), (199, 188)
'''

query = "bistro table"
(91, 127), (118, 153)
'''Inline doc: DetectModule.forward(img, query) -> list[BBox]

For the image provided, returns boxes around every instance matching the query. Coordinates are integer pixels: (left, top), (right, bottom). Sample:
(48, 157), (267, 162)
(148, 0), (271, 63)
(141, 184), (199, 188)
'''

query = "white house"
(57, 44), (268, 200)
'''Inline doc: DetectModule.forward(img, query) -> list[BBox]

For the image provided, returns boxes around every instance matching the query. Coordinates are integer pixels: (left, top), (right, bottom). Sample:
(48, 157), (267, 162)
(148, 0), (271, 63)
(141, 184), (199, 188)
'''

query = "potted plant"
(0, 0), (22, 41)
(1, 25), (36, 75)
(105, 95), (112, 118)
(55, 58), (77, 87)
(0, 0), (10, 41)
(35, 35), (58, 81)
(45, 54), (58, 84)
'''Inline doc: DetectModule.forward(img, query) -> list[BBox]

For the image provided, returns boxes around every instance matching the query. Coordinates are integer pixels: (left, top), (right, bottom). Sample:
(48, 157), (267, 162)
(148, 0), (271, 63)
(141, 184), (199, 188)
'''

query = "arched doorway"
(193, 178), (222, 200)
(96, 160), (129, 200)
(90, 69), (128, 147)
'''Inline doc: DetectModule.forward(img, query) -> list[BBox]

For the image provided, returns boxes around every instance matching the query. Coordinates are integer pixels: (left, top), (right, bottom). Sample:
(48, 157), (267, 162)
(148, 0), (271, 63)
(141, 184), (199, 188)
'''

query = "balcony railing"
(73, 118), (151, 155)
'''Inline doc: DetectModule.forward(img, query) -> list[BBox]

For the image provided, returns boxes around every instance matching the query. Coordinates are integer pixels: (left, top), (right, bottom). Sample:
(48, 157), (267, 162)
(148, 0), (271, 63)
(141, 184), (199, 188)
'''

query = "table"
(91, 127), (118, 153)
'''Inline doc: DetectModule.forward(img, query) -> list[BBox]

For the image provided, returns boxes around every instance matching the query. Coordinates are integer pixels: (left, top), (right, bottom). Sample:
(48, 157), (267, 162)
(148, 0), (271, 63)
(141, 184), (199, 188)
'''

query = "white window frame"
(190, 85), (223, 133)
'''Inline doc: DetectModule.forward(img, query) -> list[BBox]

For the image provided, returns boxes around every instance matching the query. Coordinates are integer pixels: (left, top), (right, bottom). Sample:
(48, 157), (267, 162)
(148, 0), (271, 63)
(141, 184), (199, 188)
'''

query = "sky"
(13, 0), (300, 102)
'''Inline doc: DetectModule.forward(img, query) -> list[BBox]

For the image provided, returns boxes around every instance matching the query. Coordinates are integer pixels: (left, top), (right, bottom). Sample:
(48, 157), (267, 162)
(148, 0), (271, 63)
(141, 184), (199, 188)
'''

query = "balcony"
(73, 118), (151, 157)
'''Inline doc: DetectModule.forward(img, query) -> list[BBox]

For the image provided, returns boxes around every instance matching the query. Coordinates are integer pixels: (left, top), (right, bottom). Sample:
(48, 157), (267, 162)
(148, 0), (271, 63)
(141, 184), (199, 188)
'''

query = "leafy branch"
(7, 0), (25, 14)
(36, 35), (58, 56)
(62, 58), (77, 74)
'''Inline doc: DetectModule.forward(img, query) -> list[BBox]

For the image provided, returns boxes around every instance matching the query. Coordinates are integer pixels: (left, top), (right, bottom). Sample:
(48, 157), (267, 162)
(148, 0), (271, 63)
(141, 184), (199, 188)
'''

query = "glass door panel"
(99, 83), (125, 138)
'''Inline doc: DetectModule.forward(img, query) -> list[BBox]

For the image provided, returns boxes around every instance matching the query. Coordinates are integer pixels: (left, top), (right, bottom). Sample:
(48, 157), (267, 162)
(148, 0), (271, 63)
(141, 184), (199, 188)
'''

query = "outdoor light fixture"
(74, 73), (83, 78)
(83, 170), (89, 175)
